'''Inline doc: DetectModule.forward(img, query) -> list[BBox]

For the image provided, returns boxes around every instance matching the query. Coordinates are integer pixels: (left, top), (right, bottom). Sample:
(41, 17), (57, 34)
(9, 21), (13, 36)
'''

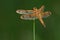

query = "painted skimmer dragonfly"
(16, 5), (51, 27)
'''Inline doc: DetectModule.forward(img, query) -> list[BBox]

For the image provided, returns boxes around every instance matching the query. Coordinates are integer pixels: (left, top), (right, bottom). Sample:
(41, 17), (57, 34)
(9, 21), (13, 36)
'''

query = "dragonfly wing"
(39, 5), (45, 12)
(42, 11), (51, 18)
(37, 14), (46, 27)
(20, 14), (37, 20)
(16, 10), (33, 14)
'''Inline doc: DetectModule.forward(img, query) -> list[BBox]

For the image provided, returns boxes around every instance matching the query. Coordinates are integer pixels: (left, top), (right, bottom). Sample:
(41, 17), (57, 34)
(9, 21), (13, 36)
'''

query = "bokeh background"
(0, 0), (60, 40)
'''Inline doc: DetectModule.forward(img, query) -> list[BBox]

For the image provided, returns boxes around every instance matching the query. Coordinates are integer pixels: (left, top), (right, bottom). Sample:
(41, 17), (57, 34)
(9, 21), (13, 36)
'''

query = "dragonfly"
(16, 5), (51, 27)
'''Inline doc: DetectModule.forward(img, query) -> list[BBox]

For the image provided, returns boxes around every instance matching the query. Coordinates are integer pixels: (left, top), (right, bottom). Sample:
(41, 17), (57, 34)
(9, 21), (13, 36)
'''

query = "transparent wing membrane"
(42, 11), (51, 18)
(16, 10), (33, 14)
(20, 15), (37, 20)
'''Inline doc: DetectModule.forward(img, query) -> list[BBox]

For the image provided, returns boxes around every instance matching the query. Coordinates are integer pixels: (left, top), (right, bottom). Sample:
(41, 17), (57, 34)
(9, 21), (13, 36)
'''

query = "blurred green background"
(0, 0), (60, 40)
